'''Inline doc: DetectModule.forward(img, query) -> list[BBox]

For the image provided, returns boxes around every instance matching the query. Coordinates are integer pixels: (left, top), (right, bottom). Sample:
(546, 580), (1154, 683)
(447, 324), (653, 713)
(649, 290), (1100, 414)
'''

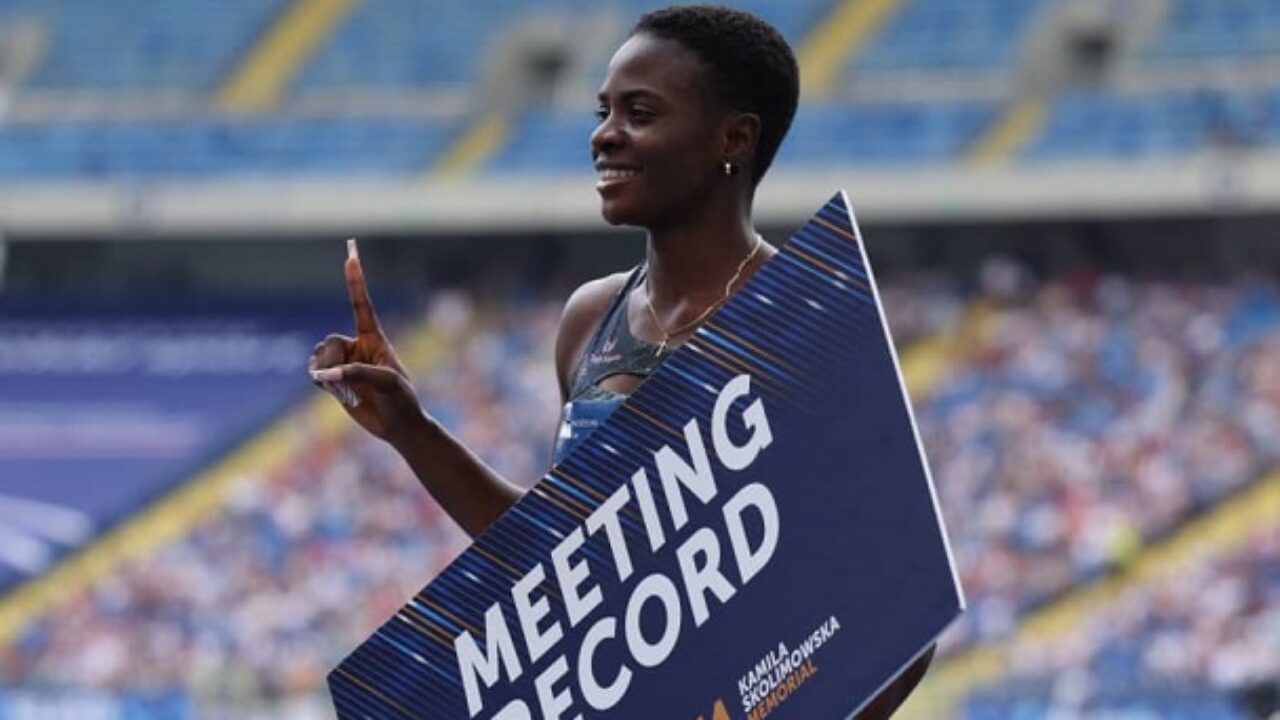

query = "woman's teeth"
(600, 168), (639, 180)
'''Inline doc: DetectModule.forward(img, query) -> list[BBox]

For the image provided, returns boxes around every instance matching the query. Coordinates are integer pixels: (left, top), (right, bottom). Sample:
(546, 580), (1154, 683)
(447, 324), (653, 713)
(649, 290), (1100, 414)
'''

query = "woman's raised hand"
(310, 239), (426, 444)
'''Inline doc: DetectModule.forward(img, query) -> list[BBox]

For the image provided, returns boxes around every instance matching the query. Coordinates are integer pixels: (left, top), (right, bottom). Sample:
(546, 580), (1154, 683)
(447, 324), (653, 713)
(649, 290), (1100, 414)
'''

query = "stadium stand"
(296, 0), (549, 91)
(1142, 0), (1280, 61)
(487, 99), (999, 172)
(0, 293), (557, 709)
(1025, 87), (1280, 160)
(2, 0), (1280, 181)
(0, 117), (456, 180)
(1, 263), (1276, 718)
(923, 271), (1279, 644)
(295, 0), (829, 92)
(484, 97), (1005, 173)
(482, 109), (596, 174)
(1, 2), (1279, 718)
(849, 0), (1055, 73)
(972, 525), (1279, 717)
(0, 0), (290, 90)
(777, 99), (999, 167)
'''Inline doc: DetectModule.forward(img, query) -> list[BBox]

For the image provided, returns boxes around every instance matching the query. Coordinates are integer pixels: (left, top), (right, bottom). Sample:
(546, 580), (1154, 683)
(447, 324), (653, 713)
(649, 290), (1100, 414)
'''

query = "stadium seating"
(1142, 0), (1280, 61)
(296, 0), (565, 91)
(962, 520), (1278, 719)
(3, 0), (1280, 179)
(485, 99), (998, 174)
(0, 293), (559, 702)
(3, 3), (1280, 718)
(0, 0), (289, 89)
(931, 273), (1279, 650)
(0, 117), (455, 180)
(2, 268), (1276, 718)
(776, 99), (998, 167)
(483, 109), (595, 174)
(850, 0), (1056, 73)
(1025, 87), (1280, 160)
(294, 0), (828, 92)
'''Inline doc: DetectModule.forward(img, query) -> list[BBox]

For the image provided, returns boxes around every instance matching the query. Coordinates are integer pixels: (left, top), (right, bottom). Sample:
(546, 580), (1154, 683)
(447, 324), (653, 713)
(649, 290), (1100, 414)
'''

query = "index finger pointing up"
(345, 238), (384, 336)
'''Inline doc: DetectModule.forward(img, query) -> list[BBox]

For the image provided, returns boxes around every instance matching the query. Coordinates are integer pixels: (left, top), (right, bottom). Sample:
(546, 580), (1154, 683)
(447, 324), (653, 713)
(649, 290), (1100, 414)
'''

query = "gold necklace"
(643, 233), (763, 356)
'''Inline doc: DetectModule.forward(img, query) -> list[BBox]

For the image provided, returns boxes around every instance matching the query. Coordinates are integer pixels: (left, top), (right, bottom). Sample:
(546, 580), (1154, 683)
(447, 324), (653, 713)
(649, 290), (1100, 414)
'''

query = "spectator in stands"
(926, 269), (1280, 656)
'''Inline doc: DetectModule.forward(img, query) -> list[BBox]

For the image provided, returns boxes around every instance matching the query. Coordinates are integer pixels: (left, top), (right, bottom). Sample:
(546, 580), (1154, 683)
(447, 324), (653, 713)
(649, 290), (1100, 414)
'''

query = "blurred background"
(0, 0), (1277, 718)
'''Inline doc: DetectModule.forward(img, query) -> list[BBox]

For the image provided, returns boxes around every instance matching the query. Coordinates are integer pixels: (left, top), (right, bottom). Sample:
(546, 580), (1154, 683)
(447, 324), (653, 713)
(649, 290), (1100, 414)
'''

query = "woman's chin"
(599, 200), (642, 227)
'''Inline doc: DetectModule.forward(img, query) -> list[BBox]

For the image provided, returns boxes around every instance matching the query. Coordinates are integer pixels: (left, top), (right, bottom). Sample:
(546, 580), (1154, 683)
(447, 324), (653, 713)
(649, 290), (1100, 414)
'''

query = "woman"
(310, 6), (932, 717)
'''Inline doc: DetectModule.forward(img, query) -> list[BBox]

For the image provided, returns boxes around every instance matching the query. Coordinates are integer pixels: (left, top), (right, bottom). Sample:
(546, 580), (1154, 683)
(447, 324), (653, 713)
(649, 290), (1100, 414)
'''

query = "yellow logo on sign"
(695, 699), (732, 720)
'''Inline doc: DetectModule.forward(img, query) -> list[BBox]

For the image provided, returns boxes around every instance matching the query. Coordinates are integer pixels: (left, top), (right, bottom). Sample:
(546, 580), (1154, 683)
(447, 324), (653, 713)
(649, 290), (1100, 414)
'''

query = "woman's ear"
(722, 112), (762, 171)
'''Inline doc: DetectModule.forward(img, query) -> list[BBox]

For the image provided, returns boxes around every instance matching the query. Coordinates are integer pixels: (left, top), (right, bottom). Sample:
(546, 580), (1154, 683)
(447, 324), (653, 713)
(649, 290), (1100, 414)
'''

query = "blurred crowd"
(0, 264), (1277, 715)
(932, 266), (1280, 653)
(967, 523), (1279, 718)
(0, 293), (563, 706)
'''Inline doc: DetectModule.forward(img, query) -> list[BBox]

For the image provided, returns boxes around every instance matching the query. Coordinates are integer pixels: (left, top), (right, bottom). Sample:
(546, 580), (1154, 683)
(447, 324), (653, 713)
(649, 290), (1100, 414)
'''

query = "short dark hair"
(634, 5), (799, 185)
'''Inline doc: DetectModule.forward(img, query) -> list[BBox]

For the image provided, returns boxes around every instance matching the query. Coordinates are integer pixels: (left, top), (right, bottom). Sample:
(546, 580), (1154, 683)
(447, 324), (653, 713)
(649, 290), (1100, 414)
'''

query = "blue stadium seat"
(486, 99), (997, 174)
(1143, 0), (1280, 61)
(1025, 87), (1278, 160)
(0, 0), (290, 89)
(775, 100), (998, 167)
(293, 0), (828, 92)
(850, 0), (1055, 74)
(3, 0), (1279, 179)
(485, 109), (596, 174)
(0, 117), (456, 180)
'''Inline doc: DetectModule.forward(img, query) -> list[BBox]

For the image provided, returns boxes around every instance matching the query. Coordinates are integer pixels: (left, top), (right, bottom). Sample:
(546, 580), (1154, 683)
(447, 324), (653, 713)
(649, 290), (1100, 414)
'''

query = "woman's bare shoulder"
(554, 271), (631, 399)
(562, 272), (630, 320)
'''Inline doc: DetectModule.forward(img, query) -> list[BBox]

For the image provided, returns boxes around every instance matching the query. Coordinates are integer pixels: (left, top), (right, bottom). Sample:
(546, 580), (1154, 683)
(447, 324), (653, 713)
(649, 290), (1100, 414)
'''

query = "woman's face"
(591, 33), (729, 228)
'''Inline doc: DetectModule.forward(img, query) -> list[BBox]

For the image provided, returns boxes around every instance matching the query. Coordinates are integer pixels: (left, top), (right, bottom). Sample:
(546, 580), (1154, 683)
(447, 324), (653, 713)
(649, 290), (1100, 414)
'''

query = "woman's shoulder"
(554, 271), (633, 399)
(563, 271), (632, 321)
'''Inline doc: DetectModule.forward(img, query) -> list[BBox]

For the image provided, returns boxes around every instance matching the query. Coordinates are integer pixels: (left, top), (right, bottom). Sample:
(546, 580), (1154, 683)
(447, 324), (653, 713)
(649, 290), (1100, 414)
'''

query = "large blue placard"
(329, 193), (963, 719)
(0, 304), (328, 594)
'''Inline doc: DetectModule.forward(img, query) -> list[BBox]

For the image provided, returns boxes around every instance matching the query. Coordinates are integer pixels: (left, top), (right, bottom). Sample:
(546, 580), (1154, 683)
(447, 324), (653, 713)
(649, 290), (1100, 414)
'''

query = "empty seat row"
(0, 117), (455, 180)
(3, 85), (1279, 181)
(0, 0), (290, 89)
(1027, 87), (1280, 160)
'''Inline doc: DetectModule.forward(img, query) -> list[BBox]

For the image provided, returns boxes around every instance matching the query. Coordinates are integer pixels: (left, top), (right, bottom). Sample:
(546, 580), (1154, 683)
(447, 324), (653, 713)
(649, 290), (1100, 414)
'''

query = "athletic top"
(552, 264), (669, 464)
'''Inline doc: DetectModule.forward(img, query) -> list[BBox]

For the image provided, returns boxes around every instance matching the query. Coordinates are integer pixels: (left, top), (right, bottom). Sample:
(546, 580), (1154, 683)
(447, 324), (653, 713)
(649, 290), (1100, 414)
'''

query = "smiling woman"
(308, 5), (929, 718)
(561, 6), (798, 463)
(310, 4), (798, 537)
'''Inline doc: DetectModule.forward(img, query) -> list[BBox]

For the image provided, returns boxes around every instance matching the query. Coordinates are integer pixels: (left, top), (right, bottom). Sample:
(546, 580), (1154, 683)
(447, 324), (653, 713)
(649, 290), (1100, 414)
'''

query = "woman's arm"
(310, 240), (524, 538)
(383, 409), (524, 538)
(311, 243), (627, 538)
(387, 274), (624, 535)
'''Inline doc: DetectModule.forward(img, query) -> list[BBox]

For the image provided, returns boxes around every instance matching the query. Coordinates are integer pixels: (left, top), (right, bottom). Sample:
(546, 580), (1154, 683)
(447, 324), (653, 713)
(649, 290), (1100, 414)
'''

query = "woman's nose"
(590, 113), (622, 157)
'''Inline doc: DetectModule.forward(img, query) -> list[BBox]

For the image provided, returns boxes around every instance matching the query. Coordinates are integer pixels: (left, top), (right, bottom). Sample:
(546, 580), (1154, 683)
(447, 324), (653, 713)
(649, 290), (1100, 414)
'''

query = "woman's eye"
(594, 108), (609, 121)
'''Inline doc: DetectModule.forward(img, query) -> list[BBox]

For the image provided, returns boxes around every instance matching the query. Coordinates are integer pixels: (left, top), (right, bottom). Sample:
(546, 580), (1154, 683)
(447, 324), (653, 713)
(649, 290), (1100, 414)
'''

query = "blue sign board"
(0, 304), (328, 594)
(330, 194), (963, 719)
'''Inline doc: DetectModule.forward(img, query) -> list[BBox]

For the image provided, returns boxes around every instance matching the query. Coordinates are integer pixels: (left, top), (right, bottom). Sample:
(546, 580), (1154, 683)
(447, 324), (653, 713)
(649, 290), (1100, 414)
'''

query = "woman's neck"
(643, 198), (758, 306)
